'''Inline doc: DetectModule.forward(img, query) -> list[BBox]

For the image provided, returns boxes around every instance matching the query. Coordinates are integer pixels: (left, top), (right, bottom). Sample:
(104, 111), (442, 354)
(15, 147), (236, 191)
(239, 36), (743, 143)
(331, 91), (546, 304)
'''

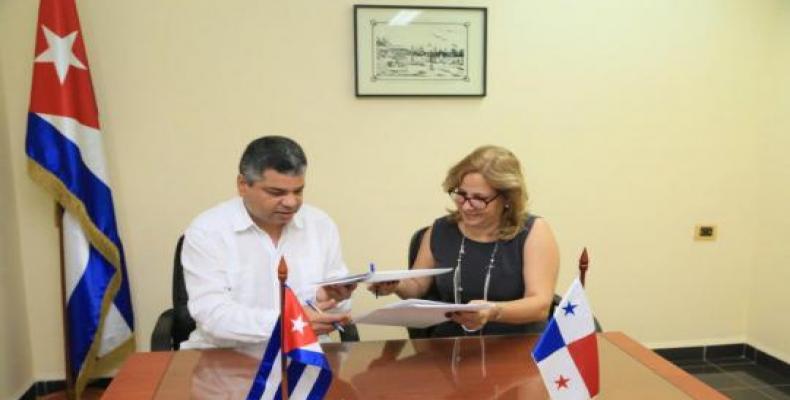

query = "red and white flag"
(532, 278), (600, 399)
(246, 285), (333, 400)
(26, 1), (135, 397)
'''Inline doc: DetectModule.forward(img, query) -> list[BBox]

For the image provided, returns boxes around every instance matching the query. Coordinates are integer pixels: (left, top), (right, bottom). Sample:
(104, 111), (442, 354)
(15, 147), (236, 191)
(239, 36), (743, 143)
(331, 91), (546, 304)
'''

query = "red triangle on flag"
(282, 287), (319, 353)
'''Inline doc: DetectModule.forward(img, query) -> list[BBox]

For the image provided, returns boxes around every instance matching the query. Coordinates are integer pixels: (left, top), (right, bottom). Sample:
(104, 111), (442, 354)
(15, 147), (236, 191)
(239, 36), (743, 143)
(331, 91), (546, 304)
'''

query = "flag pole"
(55, 203), (76, 400)
(277, 258), (289, 400)
(579, 247), (589, 287)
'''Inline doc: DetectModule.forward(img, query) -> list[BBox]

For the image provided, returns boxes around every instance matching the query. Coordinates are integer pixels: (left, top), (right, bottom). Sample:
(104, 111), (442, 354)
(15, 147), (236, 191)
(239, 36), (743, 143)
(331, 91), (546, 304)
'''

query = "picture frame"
(354, 5), (487, 97)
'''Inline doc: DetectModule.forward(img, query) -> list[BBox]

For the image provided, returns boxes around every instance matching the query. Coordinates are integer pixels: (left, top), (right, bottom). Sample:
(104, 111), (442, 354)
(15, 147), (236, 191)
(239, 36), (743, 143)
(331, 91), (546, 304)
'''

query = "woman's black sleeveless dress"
(428, 215), (546, 337)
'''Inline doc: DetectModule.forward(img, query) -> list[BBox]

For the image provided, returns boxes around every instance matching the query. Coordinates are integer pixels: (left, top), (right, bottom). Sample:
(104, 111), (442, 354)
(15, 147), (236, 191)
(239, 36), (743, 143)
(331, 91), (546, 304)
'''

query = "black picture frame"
(354, 5), (487, 97)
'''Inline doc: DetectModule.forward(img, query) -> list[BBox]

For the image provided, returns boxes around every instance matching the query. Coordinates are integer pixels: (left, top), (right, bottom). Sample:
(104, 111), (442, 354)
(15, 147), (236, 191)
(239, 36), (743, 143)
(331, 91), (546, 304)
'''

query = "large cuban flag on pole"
(532, 278), (600, 399)
(247, 285), (333, 400)
(25, 0), (135, 397)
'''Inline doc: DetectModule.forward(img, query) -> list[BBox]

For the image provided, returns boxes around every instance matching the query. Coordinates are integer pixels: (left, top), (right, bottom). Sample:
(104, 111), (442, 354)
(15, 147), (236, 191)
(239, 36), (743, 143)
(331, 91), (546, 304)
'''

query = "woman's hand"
(367, 281), (400, 296)
(448, 300), (500, 332)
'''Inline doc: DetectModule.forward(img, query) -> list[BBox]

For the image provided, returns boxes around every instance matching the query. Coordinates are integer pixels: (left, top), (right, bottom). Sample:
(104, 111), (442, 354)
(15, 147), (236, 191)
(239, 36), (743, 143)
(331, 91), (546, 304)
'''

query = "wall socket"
(694, 225), (717, 241)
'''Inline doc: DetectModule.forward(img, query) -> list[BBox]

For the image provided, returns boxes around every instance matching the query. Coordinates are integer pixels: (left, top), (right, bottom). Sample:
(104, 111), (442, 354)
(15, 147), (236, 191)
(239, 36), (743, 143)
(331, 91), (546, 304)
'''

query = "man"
(180, 136), (355, 350)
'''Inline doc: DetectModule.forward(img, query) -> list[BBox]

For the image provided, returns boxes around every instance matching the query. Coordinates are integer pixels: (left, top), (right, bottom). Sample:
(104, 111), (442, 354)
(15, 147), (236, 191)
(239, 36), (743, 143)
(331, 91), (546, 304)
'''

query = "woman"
(371, 145), (559, 337)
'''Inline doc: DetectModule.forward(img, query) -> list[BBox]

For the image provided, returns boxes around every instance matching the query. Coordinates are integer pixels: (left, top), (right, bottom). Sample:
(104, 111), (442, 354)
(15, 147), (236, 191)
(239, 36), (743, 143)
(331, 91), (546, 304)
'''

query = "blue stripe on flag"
(247, 319), (282, 400)
(25, 113), (122, 248)
(286, 362), (306, 395)
(66, 245), (114, 377)
(532, 318), (566, 362)
(306, 368), (333, 400)
(289, 348), (332, 370)
(113, 249), (134, 327)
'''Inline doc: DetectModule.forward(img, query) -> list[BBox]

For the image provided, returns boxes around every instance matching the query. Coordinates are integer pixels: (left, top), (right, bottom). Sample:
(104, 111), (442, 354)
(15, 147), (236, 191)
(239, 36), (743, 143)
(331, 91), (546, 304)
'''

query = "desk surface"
(104, 332), (726, 399)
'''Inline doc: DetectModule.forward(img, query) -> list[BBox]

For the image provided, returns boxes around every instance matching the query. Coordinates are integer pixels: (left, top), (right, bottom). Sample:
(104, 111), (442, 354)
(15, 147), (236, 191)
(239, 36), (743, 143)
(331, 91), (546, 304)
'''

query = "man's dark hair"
(239, 136), (307, 183)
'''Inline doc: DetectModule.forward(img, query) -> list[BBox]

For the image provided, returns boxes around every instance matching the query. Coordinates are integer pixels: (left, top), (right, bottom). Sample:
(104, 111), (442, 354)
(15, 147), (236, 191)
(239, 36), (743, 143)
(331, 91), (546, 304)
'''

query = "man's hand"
(367, 281), (400, 296)
(319, 283), (357, 302)
(304, 298), (351, 335)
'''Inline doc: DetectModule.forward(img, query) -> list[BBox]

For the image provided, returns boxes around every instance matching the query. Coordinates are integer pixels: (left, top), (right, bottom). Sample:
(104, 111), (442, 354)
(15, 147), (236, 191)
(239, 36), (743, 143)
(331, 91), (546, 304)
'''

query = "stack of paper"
(353, 299), (493, 328)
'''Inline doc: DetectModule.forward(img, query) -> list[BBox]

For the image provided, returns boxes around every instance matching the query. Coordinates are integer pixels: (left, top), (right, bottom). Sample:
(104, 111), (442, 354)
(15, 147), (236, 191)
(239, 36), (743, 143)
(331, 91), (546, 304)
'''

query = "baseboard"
(17, 378), (111, 400)
(745, 339), (790, 365)
(5, 380), (34, 400)
(645, 335), (748, 349)
(654, 342), (790, 378)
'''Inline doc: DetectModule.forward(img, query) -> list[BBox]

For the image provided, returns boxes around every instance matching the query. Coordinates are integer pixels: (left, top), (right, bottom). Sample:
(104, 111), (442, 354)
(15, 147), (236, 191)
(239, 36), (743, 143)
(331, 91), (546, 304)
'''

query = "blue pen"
(305, 299), (345, 333)
(370, 262), (378, 298)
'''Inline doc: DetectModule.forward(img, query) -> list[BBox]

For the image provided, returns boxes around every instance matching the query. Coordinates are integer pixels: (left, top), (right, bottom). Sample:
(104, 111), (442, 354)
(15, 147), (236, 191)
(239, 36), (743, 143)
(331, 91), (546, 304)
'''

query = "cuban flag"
(25, 0), (135, 397)
(532, 278), (599, 399)
(247, 286), (333, 400)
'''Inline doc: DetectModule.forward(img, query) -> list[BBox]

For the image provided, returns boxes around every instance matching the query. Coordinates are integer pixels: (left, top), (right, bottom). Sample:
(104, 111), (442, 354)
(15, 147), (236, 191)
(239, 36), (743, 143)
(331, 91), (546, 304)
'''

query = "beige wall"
(746, 0), (790, 363)
(0, 28), (34, 398)
(1, 0), (787, 382)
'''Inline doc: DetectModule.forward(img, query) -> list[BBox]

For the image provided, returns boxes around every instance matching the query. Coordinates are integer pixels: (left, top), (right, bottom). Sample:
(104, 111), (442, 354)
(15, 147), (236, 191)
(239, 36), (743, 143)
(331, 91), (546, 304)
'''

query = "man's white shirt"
(180, 197), (350, 351)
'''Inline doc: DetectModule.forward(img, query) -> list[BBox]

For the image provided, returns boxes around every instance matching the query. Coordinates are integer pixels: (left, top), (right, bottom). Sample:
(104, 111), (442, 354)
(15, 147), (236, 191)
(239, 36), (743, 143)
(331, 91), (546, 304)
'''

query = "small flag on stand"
(532, 278), (599, 399)
(247, 285), (333, 400)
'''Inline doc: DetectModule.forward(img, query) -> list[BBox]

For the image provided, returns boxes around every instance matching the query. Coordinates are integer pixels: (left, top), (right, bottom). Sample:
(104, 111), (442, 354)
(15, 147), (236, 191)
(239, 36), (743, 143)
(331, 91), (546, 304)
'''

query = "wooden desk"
(103, 332), (726, 399)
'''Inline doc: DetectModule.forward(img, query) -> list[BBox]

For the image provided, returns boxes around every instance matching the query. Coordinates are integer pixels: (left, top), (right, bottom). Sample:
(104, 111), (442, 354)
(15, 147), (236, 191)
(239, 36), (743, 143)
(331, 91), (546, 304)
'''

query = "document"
(315, 268), (452, 286)
(364, 268), (452, 283)
(353, 299), (493, 328)
(315, 272), (372, 286)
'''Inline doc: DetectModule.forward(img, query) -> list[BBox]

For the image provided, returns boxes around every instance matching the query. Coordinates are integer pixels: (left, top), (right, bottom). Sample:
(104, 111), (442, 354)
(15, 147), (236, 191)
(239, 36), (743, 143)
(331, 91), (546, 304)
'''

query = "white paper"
(353, 299), (493, 328)
(364, 268), (452, 283)
(315, 268), (452, 286)
(314, 272), (372, 286)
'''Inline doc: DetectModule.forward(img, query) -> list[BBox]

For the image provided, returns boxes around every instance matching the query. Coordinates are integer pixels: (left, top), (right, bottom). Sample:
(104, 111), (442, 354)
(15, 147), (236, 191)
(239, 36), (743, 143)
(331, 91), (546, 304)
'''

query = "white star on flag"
(291, 315), (307, 334)
(34, 25), (87, 84)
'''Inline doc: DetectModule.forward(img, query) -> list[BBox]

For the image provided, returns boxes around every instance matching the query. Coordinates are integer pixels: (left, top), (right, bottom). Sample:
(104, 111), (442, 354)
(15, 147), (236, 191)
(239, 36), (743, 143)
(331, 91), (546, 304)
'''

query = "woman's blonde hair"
(442, 145), (528, 240)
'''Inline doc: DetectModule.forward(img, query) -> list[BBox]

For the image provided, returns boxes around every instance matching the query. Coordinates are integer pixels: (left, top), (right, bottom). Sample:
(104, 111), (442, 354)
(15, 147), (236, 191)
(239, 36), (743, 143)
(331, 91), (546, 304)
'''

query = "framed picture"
(354, 5), (487, 97)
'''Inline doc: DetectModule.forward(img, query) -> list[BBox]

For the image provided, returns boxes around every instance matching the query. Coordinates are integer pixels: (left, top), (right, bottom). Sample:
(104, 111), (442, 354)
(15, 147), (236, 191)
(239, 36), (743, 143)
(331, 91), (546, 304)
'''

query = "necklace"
(452, 236), (499, 305)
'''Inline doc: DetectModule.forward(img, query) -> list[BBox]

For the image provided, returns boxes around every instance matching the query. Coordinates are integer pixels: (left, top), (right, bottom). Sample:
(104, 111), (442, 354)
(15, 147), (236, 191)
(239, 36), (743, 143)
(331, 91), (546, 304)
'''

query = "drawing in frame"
(354, 5), (487, 96)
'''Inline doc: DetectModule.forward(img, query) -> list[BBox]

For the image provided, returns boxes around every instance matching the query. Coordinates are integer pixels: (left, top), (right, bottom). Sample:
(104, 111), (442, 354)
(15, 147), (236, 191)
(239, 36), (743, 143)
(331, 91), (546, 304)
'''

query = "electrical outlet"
(694, 225), (717, 241)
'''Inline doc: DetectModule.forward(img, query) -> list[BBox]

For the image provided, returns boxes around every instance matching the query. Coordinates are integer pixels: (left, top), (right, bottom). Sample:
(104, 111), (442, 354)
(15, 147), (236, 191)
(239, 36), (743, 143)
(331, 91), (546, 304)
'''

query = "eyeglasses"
(448, 189), (501, 210)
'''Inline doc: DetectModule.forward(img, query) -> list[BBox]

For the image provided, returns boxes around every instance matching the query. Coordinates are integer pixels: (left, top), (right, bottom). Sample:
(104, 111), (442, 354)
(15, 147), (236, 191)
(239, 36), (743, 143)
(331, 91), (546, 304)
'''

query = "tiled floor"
(672, 356), (790, 399)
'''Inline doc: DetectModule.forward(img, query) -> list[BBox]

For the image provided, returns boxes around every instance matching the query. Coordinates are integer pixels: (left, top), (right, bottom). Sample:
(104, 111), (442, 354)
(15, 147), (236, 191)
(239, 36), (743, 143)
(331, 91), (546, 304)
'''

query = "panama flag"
(25, 0), (135, 397)
(532, 278), (599, 399)
(247, 286), (333, 400)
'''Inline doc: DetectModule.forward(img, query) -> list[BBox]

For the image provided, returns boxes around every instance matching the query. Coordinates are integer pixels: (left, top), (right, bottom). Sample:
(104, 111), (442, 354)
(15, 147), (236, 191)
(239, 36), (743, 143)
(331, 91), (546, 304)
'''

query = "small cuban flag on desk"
(247, 286), (333, 400)
(532, 278), (600, 400)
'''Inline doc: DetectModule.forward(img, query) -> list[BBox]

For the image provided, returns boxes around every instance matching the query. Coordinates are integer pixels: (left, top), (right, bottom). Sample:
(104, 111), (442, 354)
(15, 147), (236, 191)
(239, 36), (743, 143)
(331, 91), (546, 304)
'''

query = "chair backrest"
(408, 226), (429, 267)
(171, 235), (196, 350)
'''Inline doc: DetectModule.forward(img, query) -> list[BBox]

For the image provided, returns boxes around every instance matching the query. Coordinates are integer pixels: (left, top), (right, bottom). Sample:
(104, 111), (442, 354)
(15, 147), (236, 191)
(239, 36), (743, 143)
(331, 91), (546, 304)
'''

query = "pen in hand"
(305, 299), (345, 333)
(370, 262), (377, 298)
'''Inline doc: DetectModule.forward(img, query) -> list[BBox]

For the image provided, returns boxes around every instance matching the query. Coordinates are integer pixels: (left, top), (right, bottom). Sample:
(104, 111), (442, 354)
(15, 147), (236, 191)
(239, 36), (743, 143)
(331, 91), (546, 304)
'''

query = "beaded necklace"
(452, 236), (499, 305)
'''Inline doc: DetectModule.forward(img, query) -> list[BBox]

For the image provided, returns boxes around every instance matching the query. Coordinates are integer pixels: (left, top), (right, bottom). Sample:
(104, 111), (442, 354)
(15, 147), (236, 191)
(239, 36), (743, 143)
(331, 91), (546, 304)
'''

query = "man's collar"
(290, 207), (305, 230)
(231, 197), (305, 232)
(231, 197), (256, 232)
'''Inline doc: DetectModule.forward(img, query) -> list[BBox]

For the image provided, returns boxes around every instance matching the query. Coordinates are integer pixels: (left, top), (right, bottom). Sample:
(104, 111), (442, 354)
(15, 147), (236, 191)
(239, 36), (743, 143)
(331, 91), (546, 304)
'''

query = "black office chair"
(151, 236), (194, 351)
(404, 226), (602, 339)
(151, 235), (359, 351)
